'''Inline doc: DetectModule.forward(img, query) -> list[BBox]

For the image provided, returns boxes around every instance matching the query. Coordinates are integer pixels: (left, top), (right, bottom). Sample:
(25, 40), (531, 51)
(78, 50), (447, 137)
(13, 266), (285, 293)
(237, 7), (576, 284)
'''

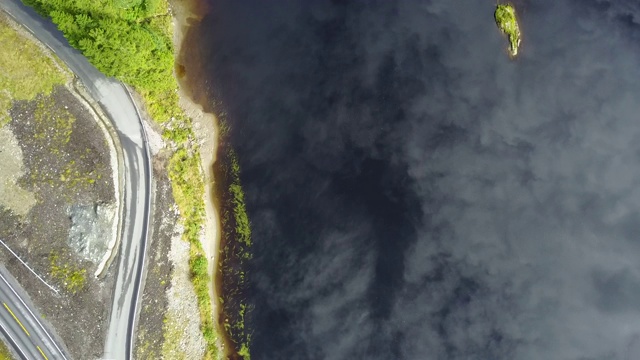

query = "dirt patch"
(0, 85), (116, 359)
(0, 126), (36, 216)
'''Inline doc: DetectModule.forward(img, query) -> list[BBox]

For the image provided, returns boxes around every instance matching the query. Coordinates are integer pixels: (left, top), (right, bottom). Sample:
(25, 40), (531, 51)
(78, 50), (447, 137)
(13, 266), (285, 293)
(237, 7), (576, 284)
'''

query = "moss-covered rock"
(495, 4), (521, 57)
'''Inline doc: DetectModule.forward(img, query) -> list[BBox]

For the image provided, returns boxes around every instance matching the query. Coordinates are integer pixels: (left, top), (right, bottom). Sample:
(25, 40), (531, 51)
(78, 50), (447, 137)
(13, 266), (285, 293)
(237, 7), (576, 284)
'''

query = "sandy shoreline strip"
(170, 0), (222, 339)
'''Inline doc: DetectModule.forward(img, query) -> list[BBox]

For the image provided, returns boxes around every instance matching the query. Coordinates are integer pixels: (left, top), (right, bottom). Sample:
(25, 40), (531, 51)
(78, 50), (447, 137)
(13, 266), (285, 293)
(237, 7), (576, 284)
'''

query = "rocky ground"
(132, 89), (207, 359)
(0, 85), (116, 359)
(134, 145), (175, 360)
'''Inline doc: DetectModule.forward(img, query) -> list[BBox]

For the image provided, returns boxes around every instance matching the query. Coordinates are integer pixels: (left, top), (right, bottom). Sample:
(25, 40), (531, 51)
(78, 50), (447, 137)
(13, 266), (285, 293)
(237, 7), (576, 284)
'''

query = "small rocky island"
(495, 3), (521, 57)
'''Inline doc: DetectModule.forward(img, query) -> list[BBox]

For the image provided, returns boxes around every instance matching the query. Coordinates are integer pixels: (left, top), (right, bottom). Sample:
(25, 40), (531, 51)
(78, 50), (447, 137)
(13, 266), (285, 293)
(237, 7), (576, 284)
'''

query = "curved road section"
(0, 1), (153, 359)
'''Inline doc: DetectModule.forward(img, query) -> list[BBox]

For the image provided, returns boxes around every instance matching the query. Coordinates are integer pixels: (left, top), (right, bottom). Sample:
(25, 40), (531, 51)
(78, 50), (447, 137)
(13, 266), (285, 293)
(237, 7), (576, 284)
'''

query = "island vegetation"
(20, 0), (243, 358)
(495, 3), (521, 57)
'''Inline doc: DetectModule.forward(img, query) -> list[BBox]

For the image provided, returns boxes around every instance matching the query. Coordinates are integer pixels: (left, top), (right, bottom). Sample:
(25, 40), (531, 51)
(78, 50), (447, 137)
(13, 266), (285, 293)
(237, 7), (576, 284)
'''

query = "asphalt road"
(0, 266), (68, 360)
(0, 1), (153, 359)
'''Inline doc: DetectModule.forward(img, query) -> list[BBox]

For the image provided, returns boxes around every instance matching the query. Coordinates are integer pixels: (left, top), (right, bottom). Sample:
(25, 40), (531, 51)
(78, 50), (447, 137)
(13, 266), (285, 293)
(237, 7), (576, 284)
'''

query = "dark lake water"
(181, 0), (640, 358)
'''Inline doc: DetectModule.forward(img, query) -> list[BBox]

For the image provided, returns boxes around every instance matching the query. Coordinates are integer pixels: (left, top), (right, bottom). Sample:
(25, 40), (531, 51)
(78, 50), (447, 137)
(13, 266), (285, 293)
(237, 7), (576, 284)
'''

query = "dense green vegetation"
(24, 0), (183, 123)
(495, 3), (521, 57)
(24, 0), (173, 93)
(21, 1), (225, 358)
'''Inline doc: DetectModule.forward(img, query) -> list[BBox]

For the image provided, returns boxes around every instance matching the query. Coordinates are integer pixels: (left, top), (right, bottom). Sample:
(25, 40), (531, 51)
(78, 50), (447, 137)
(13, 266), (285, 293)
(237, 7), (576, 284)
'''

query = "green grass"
(495, 4), (521, 57)
(0, 338), (14, 360)
(0, 15), (67, 125)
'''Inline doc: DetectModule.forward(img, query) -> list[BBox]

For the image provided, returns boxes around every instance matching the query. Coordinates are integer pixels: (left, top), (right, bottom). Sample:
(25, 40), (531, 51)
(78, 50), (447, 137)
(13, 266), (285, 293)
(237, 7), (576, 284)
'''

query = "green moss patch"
(49, 251), (87, 294)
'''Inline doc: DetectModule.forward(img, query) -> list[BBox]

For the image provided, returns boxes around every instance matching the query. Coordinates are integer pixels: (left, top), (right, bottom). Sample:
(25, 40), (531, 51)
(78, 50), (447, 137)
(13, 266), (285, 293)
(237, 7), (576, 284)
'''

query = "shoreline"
(170, 0), (224, 353)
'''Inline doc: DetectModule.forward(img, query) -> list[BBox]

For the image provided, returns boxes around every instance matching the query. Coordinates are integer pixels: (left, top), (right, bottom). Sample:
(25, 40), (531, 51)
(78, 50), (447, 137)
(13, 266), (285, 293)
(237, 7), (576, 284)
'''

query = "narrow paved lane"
(0, 1), (153, 359)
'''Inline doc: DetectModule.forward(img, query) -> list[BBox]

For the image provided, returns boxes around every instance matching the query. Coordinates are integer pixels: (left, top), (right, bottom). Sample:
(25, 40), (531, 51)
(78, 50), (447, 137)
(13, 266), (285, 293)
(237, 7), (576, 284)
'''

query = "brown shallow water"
(173, 0), (247, 357)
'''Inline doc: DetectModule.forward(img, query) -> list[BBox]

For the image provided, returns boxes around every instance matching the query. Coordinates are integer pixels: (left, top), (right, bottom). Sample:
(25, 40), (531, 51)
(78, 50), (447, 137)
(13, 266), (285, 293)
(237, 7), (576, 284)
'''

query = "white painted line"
(0, 321), (28, 360)
(0, 239), (58, 295)
(123, 84), (153, 360)
(0, 272), (68, 360)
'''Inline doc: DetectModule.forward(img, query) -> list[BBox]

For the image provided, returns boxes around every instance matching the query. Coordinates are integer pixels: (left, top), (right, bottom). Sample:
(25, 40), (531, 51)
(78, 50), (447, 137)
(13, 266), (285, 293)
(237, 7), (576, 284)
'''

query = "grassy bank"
(0, 12), (66, 216)
(0, 13), (67, 125)
(20, 0), (224, 358)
